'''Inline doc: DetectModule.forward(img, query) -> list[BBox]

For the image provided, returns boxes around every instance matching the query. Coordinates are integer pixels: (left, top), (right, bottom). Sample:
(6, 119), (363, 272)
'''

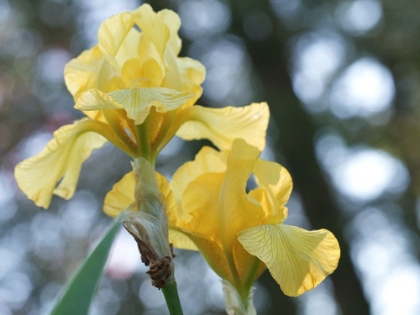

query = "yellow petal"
(103, 171), (135, 218)
(177, 57), (206, 108)
(238, 224), (340, 297)
(64, 46), (103, 101)
(181, 172), (225, 240)
(135, 17), (170, 61)
(157, 9), (182, 55)
(155, 172), (178, 227)
(15, 120), (107, 209)
(98, 10), (138, 69)
(64, 46), (121, 121)
(171, 146), (227, 209)
(76, 88), (194, 125)
(121, 58), (164, 88)
(176, 102), (269, 150)
(177, 229), (234, 284)
(168, 228), (197, 251)
(218, 139), (264, 244)
(251, 159), (293, 224)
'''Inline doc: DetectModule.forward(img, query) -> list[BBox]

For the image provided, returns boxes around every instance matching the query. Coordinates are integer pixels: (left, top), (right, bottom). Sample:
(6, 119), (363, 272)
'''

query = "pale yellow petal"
(176, 102), (269, 150)
(251, 159), (293, 224)
(121, 57), (164, 88)
(15, 120), (107, 209)
(64, 46), (120, 121)
(135, 17), (170, 61)
(160, 44), (183, 91)
(157, 9), (182, 55)
(109, 88), (194, 124)
(103, 172), (136, 218)
(76, 87), (194, 125)
(177, 57), (205, 108)
(98, 10), (137, 69)
(238, 224), (340, 297)
(75, 89), (125, 111)
(64, 46), (103, 100)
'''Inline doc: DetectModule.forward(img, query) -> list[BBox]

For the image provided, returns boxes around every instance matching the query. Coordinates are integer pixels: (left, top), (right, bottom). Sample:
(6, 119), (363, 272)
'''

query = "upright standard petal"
(171, 146), (227, 209)
(176, 102), (269, 150)
(15, 120), (107, 209)
(98, 10), (138, 70)
(251, 159), (293, 224)
(238, 224), (340, 297)
(156, 9), (182, 55)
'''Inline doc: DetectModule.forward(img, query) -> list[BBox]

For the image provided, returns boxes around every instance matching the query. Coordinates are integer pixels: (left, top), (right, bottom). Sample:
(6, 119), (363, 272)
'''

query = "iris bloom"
(105, 138), (340, 310)
(15, 4), (269, 209)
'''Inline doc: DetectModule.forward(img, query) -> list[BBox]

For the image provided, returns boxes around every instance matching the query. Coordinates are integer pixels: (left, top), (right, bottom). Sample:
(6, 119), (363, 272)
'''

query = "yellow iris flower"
(105, 138), (340, 304)
(14, 4), (269, 209)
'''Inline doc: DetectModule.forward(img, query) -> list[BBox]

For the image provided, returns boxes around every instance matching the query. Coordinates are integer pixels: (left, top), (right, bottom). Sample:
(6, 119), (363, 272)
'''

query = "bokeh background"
(1, 0), (420, 314)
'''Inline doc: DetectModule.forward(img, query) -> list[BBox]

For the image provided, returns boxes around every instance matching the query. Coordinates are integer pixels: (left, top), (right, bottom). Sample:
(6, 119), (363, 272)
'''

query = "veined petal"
(109, 88), (194, 124)
(15, 120), (107, 209)
(75, 89), (125, 111)
(76, 88), (194, 125)
(176, 102), (269, 150)
(238, 224), (340, 297)
(251, 159), (293, 224)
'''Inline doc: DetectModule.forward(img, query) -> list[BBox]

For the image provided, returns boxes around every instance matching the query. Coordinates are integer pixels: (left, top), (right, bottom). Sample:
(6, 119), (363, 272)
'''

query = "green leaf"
(50, 212), (126, 315)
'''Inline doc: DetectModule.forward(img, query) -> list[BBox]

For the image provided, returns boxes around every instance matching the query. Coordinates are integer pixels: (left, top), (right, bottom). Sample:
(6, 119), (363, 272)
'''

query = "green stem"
(241, 256), (261, 300)
(162, 282), (184, 315)
(135, 118), (154, 163)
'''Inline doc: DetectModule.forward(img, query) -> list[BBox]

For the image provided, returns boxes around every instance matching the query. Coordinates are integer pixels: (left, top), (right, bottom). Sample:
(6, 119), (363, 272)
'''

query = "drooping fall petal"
(176, 102), (269, 150)
(15, 120), (108, 209)
(75, 88), (194, 125)
(238, 224), (340, 297)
